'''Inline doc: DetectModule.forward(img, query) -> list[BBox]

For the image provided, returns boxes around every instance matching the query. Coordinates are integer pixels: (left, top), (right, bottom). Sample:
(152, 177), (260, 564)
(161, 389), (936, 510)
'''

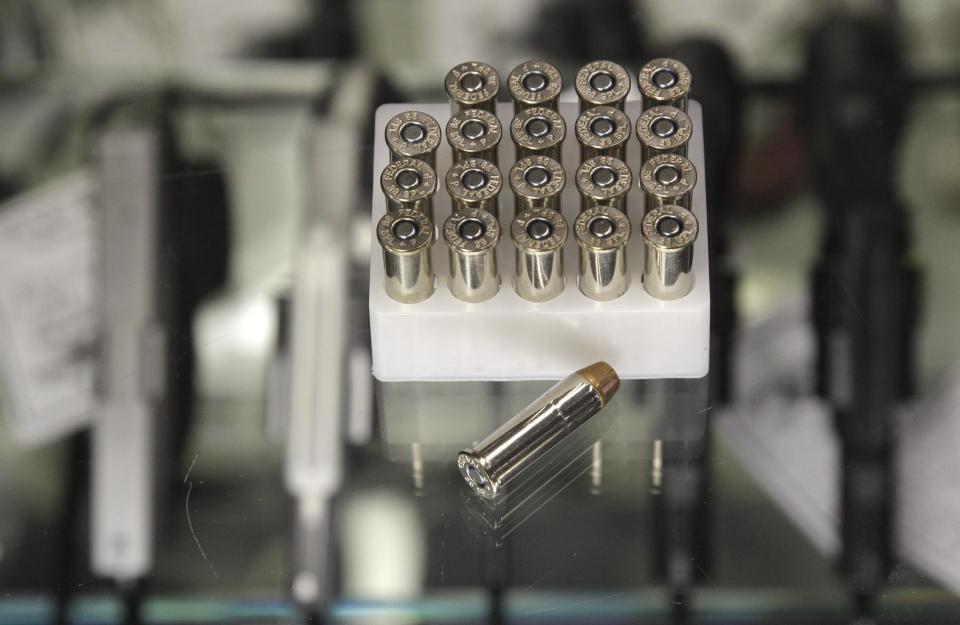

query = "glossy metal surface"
(575, 105), (631, 161)
(457, 363), (620, 500)
(575, 60), (631, 111)
(635, 105), (693, 162)
(384, 110), (442, 168)
(446, 108), (502, 164)
(445, 61), (501, 114)
(443, 208), (501, 303)
(575, 206), (631, 300)
(510, 106), (566, 162)
(376, 208), (435, 303)
(508, 60), (563, 113)
(445, 158), (503, 220)
(509, 155), (565, 216)
(380, 158), (437, 222)
(511, 206), (567, 302)
(641, 204), (698, 300)
(637, 58), (692, 111)
(639, 152), (697, 211)
(575, 155), (632, 213)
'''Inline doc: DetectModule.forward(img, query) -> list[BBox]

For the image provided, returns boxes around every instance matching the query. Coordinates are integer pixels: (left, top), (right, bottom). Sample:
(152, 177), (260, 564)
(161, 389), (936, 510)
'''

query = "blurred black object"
(531, 0), (643, 63)
(805, 15), (919, 619)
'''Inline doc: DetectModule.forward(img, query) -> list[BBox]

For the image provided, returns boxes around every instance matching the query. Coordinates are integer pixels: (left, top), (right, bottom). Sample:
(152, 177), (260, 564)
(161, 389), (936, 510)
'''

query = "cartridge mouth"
(458, 452), (499, 499)
(576, 361), (621, 406)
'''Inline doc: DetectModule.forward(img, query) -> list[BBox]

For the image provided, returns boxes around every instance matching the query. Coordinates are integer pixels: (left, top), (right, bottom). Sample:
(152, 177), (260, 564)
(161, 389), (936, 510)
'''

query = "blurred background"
(2, 0), (960, 623)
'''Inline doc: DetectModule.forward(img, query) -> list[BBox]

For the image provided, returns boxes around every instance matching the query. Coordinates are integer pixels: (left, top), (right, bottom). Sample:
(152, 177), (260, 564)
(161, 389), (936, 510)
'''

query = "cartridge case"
(384, 110), (442, 169)
(376, 208), (435, 303)
(458, 362), (621, 500)
(511, 206), (568, 302)
(445, 158), (503, 221)
(445, 61), (501, 115)
(510, 106), (566, 162)
(641, 204), (698, 300)
(575, 60), (631, 112)
(637, 58), (692, 111)
(508, 60), (562, 113)
(380, 158), (438, 222)
(443, 208), (501, 303)
(509, 155), (565, 217)
(574, 206), (631, 300)
(635, 105), (692, 162)
(575, 155), (632, 213)
(639, 153), (697, 211)
(575, 105), (631, 161)
(446, 109), (502, 164)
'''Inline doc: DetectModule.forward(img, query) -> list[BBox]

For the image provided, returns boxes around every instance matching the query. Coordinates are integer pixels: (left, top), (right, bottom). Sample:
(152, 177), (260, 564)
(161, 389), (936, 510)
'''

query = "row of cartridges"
(376, 58), (699, 304)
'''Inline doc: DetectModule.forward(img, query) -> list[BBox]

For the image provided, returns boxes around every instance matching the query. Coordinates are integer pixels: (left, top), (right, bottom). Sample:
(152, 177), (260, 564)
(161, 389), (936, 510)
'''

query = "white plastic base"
(370, 98), (709, 381)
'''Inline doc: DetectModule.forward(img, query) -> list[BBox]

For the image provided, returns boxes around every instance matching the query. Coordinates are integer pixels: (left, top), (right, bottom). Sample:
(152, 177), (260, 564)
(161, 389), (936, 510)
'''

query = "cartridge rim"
(641, 204), (698, 249)
(384, 111), (442, 159)
(635, 105), (693, 151)
(446, 109), (502, 155)
(511, 206), (568, 252)
(575, 155), (632, 201)
(377, 208), (433, 253)
(445, 61), (501, 107)
(509, 155), (565, 200)
(575, 106), (631, 151)
(445, 158), (503, 203)
(637, 58), (692, 104)
(639, 153), (697, 199)
(508, 60), (563, 107)
(510, 106), (566, 151)
(443, 207), (500, 253)
(458, 451), (498, 499)
(381, 158), (437, 203)
(575, 205), (631, 250)
(575, 60), (631, 106)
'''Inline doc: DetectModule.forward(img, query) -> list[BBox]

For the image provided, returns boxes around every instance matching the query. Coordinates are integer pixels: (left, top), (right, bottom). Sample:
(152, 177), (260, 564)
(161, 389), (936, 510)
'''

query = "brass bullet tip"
(576, 361), (620, 405)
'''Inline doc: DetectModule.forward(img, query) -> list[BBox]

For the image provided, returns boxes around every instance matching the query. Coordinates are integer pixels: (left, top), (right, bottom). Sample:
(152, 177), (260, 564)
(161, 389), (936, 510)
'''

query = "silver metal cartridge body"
(575, 60), (631, 112)
(458, 362), (620, 500)
(575, 206), (631, 301)
(376, 208), (435, 303)
(575, 156), (632, 213)
(445, 158), (503, 221)
(510, 106), (566, 162)
(380, 158), (438, 222)
(639, 153), (697, 211)
(637, 58), (692, 111)
(641, 204), (698, 300)
(511, 206), (568, 302)
(575, 105), (631, 161)
(635, 105), (692, 162)
(445, 61), (501, 114)
(508, 60), (563, 113)
(446, 109), (502, 165)
(384, 110), (442, 169)
(443, 208), (501, 303)
(509, 155), (565, 217)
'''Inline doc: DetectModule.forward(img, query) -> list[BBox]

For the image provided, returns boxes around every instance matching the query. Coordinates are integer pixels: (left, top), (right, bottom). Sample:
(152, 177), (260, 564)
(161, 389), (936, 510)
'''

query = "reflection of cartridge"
(376, 208), (435, 303)
(446, 109), (502, 164)
(508, 60), (562, 113)
(575, 105), (631, 161)
(637, 58), (692, 111)
(446, 159), (503, 220)
(510, 107), (566, 161)
(445, 61), (501, 114)
(641, 204), (698, 300)
(509, 155), (565, 216)
(458, 362), (621, 500)
(384, 110), (442, 169)
(444, 208), (501, 303)
(575, 60), (631, 112)
(575, 156), (632, 213)
(635, 105), (692, 162)
(639, 153), (697, 211)
(511, 207), (567, 302)
(380, 158), (437, 222)
(575, 206), (631, 300)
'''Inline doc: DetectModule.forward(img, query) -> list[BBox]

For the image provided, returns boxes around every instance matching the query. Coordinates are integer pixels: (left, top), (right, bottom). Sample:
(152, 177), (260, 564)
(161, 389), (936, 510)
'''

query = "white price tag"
(0, 171), (98, 445)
